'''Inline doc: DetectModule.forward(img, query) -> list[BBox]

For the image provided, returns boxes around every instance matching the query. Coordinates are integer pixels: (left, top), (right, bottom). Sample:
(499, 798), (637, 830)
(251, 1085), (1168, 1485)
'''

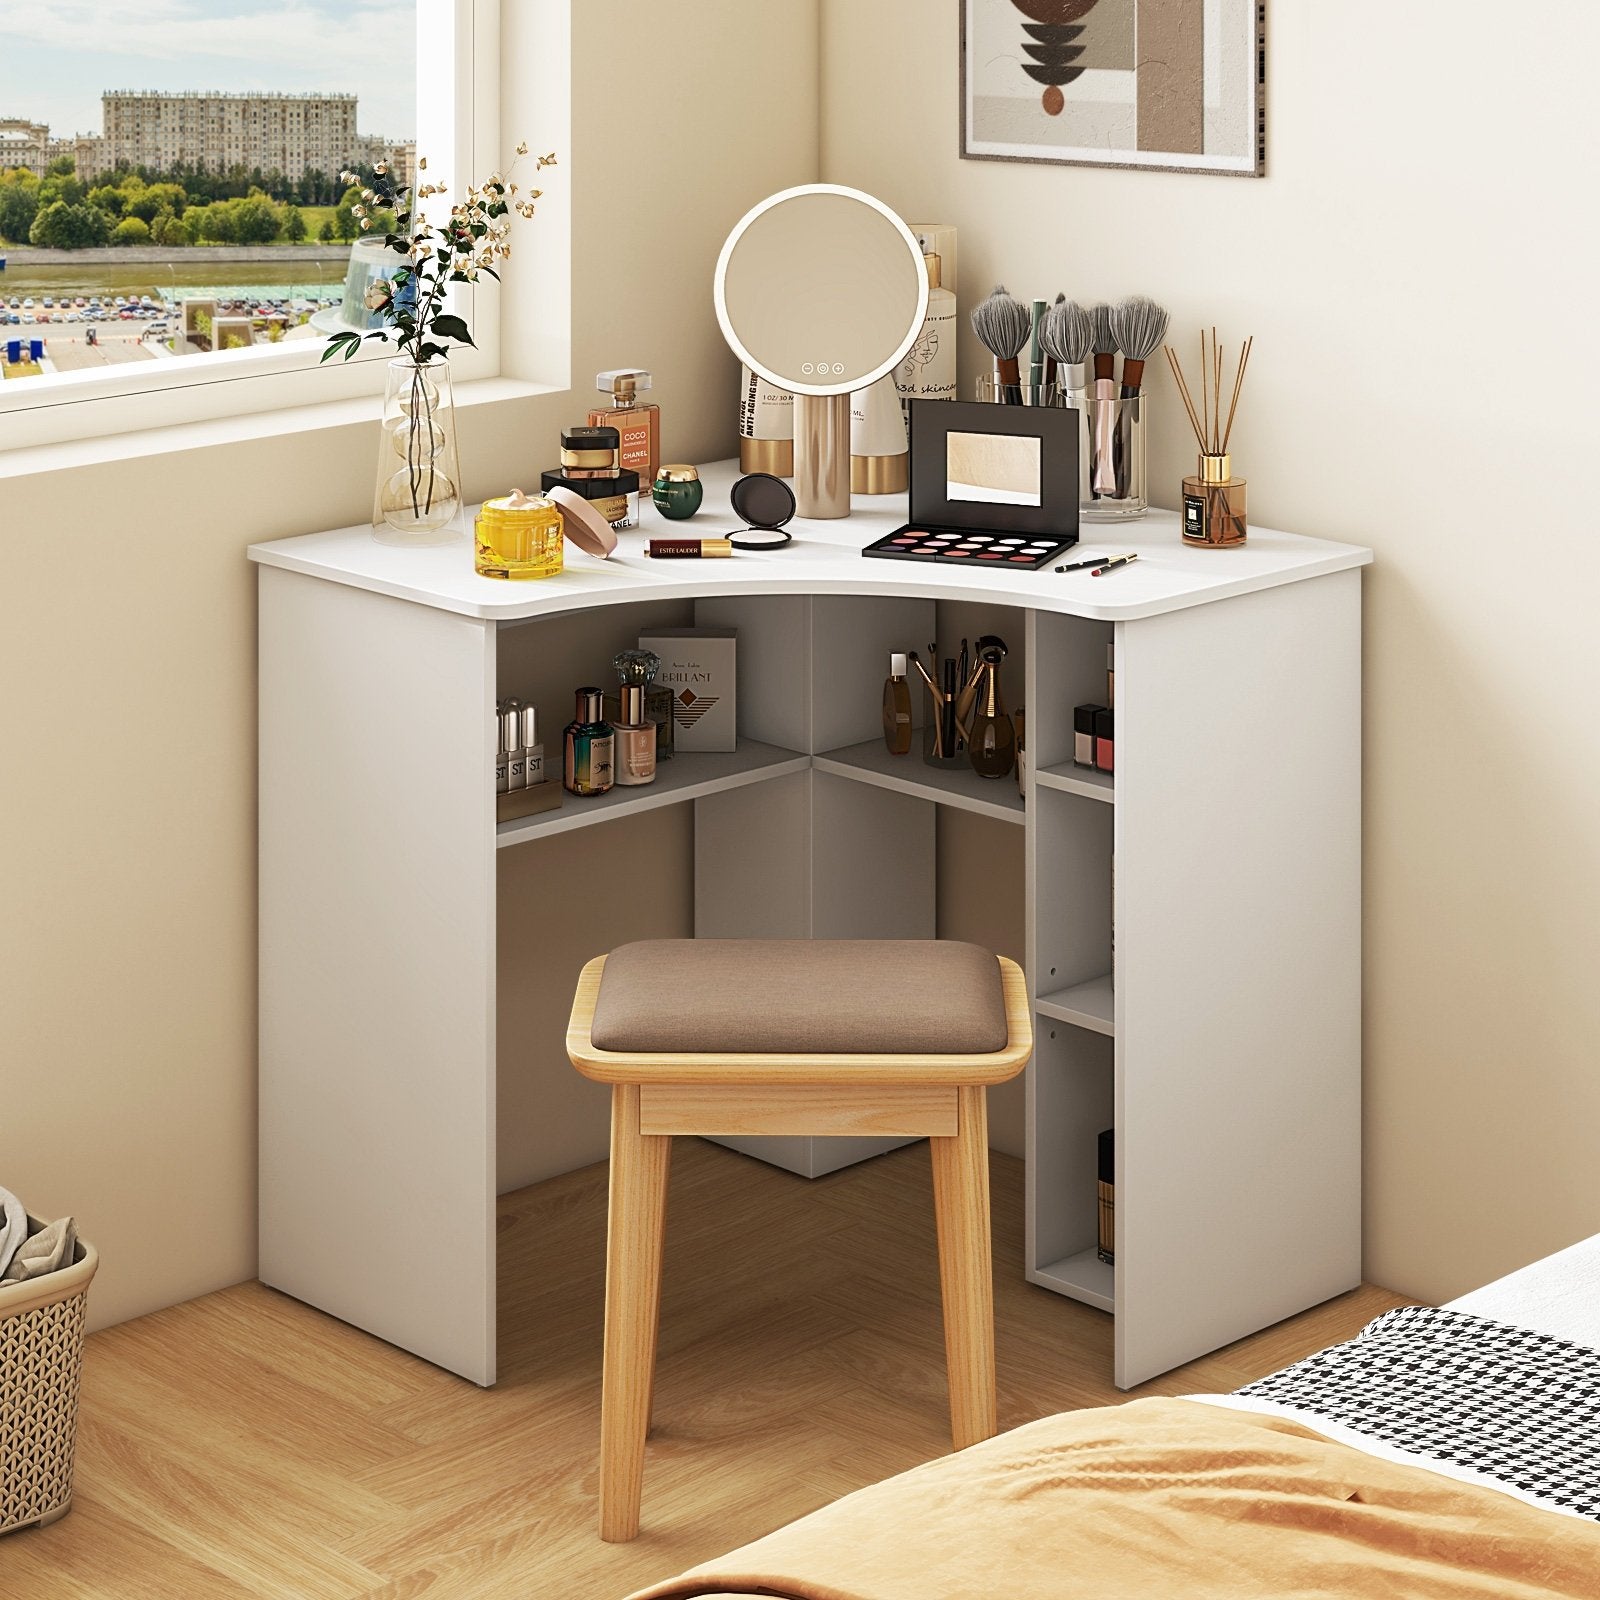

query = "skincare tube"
(849, 374), (909, 494)
(739, 364), (794, 477)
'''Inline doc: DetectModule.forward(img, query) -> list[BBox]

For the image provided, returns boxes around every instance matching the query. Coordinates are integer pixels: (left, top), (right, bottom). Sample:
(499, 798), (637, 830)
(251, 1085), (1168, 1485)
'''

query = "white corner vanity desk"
(249, 462), (1371, 1392)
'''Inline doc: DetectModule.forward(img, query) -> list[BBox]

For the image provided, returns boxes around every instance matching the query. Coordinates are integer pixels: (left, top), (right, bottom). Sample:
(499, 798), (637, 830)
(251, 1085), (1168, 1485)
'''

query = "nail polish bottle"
(1074, 705), (1102, 768)
(613, 685), (658, 787)
(519, 705), (544, 788)
(563, 688), (615, 797)
(1093, 707), (1115, 773)
(882, 652), (913, 755)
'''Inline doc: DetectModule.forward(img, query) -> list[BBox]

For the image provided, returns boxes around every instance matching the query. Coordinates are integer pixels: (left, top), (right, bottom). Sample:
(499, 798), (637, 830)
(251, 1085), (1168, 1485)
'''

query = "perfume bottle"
(588, 369), (660, 487)
(613, 685), (658, 787)
(607, 648), (673, 762)
(882, 652), (912, 755)
(563, 688), (615, 797)
(966, 644), (1016, 780)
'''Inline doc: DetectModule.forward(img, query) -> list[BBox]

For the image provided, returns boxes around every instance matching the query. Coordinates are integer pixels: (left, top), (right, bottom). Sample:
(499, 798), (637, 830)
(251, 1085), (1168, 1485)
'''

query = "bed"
(628, 1235), (1600, 1599)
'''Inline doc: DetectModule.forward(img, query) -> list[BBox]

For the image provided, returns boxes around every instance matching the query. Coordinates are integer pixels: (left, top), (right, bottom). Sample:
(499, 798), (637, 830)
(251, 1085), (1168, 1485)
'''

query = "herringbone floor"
(0, 1142), (1407, 1599)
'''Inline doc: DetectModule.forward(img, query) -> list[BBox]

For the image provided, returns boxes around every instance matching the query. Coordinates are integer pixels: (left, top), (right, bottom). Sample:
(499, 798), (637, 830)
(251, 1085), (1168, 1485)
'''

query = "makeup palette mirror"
(715, 185), (928, 519)
(946, 431), (1043, 507)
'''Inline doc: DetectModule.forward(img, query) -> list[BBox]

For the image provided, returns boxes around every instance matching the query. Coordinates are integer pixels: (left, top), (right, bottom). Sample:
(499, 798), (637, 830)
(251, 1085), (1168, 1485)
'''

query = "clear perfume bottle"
(607, 647), (673, 762)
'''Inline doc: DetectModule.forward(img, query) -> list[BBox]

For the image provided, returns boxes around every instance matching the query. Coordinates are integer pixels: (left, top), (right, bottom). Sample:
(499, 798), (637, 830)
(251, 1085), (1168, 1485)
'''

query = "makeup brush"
(1089, 302), (1118, 496)
(1106, 296), (1170, 498)
(1041, 298), (1094, 412)
(1042, 292), (1065, 391)
(1029, 298), (1048, 395)
(1090, 303), (1116, 383)
(1109, 296), (1170, 397)
(971, 285), (1032, 405)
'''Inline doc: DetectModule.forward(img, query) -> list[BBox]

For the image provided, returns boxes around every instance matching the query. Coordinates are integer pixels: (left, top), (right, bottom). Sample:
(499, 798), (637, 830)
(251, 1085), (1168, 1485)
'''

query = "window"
(0, 0), (569, 452)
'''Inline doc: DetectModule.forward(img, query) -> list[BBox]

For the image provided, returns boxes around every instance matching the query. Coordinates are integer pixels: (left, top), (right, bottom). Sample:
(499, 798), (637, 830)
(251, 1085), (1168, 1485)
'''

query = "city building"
(1, 94), (409, 184)
(0, 118), (52, 176)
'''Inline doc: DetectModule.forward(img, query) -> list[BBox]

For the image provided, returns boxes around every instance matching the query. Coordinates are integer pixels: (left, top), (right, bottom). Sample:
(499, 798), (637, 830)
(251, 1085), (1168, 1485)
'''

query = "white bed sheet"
(1446, 1229), (1600, 1347)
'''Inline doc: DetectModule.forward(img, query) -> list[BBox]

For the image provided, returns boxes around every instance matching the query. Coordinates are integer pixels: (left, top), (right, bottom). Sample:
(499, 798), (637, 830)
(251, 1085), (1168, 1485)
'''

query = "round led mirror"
(715, 185), (928, 519)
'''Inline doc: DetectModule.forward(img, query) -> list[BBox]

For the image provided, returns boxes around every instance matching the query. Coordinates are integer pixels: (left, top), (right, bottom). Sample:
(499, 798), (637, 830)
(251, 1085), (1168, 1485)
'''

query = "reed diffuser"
(1164, 329), (1253, 548)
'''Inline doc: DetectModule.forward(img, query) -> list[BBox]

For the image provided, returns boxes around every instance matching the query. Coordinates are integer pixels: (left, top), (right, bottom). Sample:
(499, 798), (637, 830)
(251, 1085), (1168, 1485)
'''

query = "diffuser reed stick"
(1164, 329), (1254, 548)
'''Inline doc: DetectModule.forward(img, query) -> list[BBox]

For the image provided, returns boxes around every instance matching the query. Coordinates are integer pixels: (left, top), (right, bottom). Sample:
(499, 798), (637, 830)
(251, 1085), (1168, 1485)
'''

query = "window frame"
(0, 0), (570, 455)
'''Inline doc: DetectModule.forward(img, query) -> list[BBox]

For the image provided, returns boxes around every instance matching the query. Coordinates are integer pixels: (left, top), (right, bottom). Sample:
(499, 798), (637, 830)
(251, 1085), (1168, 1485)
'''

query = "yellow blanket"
(629, 1399), (1600, 1600)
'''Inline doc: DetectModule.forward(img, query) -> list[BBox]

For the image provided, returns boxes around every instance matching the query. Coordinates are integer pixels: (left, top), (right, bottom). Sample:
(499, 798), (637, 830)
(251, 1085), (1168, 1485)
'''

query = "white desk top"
(248, 460), (1372, 623)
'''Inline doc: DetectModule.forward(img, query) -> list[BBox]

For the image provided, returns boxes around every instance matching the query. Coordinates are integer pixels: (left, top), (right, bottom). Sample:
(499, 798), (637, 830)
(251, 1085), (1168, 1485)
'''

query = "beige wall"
(821, 0), (1600, 1302)
(0, 1), (819, 1330)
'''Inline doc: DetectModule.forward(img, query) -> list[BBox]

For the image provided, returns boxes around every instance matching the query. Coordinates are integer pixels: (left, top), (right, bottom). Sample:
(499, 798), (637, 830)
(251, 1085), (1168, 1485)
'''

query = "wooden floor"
(3, 1143), (1408, 1600)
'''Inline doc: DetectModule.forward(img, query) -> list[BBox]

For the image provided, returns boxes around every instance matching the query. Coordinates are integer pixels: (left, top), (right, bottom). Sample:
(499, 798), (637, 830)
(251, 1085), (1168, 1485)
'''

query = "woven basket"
(0, 1220), (97, 1537)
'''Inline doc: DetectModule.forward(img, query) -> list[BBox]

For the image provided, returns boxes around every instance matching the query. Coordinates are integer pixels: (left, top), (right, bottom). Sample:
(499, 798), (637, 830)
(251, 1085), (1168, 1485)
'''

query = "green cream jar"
(652, 463), (703, 520)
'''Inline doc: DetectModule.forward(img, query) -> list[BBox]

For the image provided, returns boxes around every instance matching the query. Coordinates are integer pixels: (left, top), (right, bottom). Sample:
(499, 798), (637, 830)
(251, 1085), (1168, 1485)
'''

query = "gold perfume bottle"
(588, 369), (659, 488)
(1181, 453), (1248, 548)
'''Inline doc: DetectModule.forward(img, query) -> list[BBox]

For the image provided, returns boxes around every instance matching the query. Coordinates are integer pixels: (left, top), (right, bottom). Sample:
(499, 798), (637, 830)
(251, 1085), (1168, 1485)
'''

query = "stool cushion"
(589, 940), (1009, 1055)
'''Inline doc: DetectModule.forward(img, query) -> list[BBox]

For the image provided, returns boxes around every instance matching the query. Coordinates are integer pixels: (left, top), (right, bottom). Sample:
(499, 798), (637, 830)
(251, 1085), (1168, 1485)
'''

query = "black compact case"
(861, 399), (1079, 571)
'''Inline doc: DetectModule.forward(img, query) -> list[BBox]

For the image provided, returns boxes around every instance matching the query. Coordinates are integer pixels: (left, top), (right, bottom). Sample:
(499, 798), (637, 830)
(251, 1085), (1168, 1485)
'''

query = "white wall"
(0, 0), (819, 1330)
(821, 0), (1600, 1303)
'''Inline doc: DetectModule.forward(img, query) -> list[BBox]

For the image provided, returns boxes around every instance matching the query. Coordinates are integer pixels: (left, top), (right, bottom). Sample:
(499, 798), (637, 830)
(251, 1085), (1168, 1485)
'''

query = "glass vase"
(373, 356), (463, 545)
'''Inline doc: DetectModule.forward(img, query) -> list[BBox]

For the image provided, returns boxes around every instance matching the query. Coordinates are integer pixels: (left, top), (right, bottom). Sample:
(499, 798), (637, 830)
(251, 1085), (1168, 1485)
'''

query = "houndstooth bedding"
(1236, 1304), (1600, 1521)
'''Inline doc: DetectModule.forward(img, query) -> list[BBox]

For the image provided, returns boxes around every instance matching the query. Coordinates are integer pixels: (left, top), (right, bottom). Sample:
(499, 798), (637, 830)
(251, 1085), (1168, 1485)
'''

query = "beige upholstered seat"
(589, 938), (1009, 1055)
(568, 939), (1032, 1543)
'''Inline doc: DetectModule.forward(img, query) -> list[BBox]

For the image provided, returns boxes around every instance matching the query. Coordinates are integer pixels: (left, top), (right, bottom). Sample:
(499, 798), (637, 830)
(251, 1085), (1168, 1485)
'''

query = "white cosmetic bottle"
(895, 242), (957, 412)
(849, 374), (909, 494)
(738, 363), (794, 477)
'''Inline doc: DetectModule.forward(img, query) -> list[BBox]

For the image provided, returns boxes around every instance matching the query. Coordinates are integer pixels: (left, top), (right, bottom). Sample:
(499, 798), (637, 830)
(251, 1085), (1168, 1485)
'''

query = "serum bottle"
(613, 685), (658, 787)
(563, 688), (615, 797)
(502, 700), (526, 789)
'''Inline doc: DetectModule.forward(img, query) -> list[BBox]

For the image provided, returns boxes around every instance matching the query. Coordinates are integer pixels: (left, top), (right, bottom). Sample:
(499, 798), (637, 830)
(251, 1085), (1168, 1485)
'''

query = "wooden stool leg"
(599, 1083), (672, 1542)
(929, 1084), (996, 1449)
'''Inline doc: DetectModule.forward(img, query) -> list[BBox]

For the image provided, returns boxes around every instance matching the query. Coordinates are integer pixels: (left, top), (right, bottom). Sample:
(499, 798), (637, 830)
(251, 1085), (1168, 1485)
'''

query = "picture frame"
(960, 0), (1267, 178)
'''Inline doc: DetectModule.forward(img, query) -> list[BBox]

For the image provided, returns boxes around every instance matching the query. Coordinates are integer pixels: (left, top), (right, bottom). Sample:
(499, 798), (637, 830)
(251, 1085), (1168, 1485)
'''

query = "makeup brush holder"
(1071, 392), (1148, 522)
(974, 376), (1059, 408)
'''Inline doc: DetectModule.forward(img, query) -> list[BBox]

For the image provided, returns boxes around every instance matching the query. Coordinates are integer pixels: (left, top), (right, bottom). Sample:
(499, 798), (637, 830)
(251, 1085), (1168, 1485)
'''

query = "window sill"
(0, 376), (565, 486)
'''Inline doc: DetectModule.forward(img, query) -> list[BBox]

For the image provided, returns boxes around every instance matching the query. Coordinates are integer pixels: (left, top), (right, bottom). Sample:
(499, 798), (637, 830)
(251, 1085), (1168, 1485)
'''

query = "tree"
(88, 182), (130, 219)
(111, 215), (151, 247)
(231, 190), (284, 244)
(152, 211), (187, 247)
(0, 169), (40, 244)
(334, 185), (362, 241)
(127, 182), (186, 224)
(189, 201), (237, 243)
(38, 171), (86, 208)
(282, 204), (307, 243)
(29, 199), (110, 249)
(316, 217), (336, 243)
(46, 154), (75, 177)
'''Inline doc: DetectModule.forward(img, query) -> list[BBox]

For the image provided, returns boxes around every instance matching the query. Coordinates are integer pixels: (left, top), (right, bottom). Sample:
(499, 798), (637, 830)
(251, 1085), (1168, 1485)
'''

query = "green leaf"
(431, 314), (474, 346)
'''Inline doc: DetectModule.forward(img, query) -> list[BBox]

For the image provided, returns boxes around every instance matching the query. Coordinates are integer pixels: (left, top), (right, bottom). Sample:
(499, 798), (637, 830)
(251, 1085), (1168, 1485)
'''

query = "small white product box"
(638, 628), (738, 752)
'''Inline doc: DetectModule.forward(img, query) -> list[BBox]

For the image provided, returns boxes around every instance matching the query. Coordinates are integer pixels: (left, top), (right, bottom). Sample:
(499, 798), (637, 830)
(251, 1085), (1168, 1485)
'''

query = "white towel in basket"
(0, 1187), (23, 1279)
(0, 1187), (77, 1284)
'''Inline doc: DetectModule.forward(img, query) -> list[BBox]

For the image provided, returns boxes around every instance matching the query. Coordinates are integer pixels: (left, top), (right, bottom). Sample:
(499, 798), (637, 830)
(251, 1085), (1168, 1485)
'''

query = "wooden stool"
(566, 939), (1032, 1542)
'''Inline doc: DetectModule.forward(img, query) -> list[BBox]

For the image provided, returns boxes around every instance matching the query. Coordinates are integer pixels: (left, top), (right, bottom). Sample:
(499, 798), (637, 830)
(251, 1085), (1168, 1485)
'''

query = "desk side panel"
(1115, 569), (1363, 1388)
(258, 565), (497, 1384)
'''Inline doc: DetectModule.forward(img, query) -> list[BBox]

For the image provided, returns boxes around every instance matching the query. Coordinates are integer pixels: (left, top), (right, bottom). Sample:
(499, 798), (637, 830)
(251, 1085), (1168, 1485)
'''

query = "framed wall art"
(961, 0), (1266, 176)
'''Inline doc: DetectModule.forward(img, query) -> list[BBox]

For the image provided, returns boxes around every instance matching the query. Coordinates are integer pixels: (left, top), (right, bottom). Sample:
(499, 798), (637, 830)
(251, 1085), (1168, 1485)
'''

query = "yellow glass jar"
(475, 489), (564, 579)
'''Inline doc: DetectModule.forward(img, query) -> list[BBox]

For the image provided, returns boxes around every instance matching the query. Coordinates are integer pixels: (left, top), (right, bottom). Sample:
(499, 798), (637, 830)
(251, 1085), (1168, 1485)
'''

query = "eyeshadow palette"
(862, 525), (1076, 570)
